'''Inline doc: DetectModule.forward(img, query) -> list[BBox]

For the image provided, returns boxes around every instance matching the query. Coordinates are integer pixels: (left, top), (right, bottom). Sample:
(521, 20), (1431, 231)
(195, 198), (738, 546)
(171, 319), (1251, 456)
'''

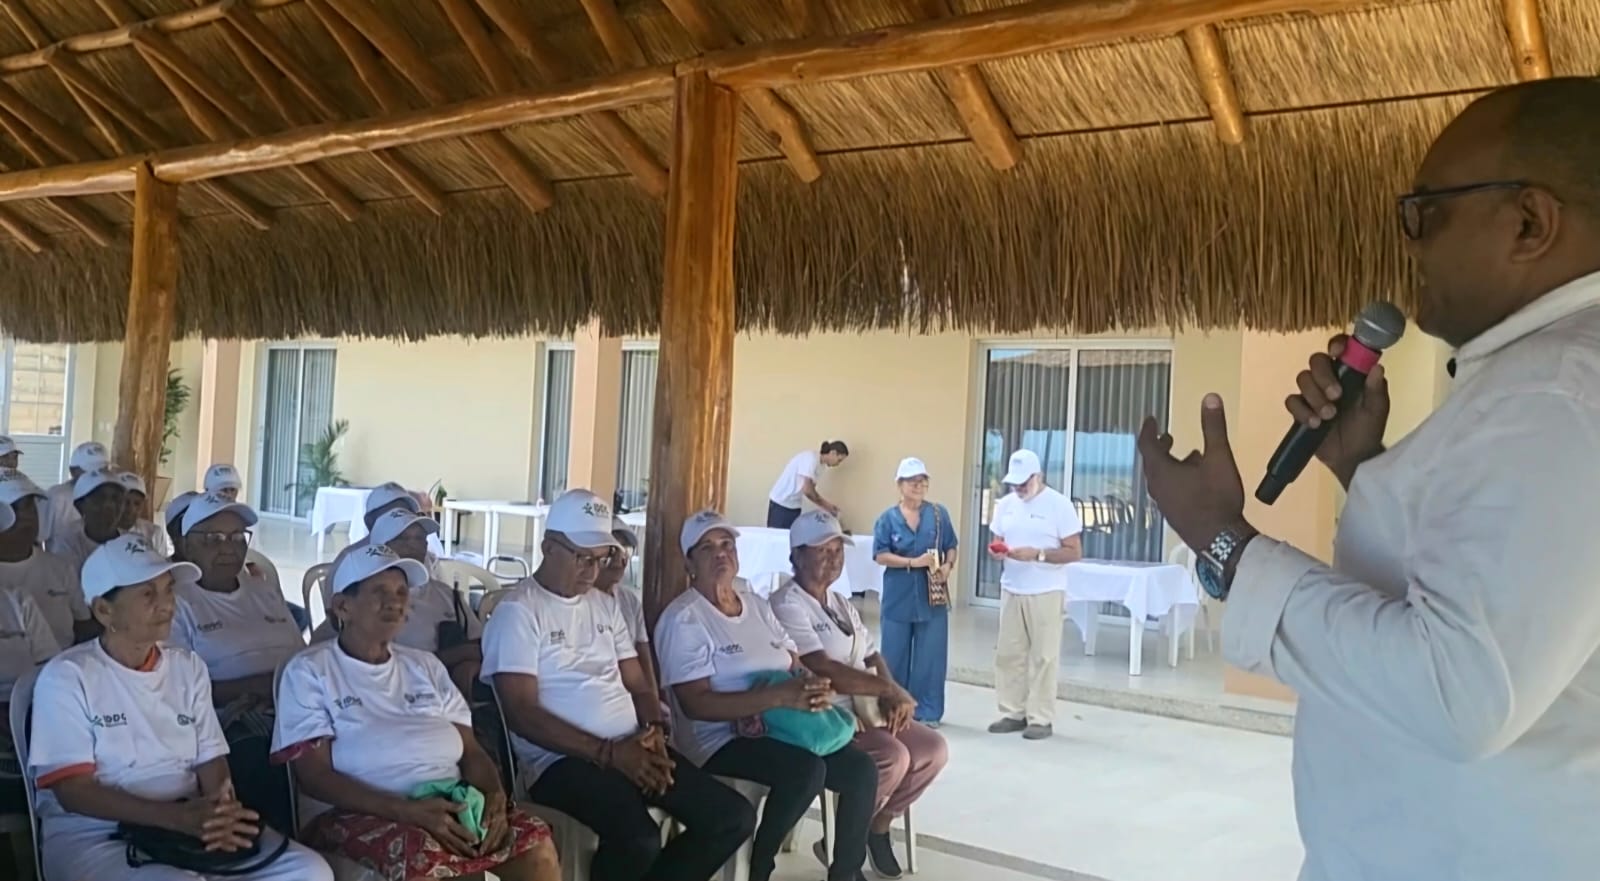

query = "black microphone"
(1255, 302), (1406, 505)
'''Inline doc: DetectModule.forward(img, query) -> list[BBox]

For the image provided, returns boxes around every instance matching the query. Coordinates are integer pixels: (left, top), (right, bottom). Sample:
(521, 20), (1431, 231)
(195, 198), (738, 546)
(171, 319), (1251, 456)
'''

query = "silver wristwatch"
(1195, 527), (1250, 600)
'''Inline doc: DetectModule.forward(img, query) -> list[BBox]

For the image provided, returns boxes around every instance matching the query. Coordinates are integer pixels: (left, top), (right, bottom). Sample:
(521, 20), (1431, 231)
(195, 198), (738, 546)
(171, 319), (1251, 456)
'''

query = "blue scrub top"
(873, 502), (959, 623)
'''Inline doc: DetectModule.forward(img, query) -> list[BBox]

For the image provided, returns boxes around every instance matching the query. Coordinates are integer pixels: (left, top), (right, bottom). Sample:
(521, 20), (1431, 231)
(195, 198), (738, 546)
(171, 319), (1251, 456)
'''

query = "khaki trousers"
(995, 589), (1065, 724)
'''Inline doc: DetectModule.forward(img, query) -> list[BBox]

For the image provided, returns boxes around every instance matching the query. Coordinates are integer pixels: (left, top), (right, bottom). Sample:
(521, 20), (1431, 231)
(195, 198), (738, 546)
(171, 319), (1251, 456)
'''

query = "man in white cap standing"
(0, 435), (21, 471)
(39, 440), (109, 546)
(203, 463), (244, 501)
(986, 449), (1083, 740)
(0, 470), (89, 646)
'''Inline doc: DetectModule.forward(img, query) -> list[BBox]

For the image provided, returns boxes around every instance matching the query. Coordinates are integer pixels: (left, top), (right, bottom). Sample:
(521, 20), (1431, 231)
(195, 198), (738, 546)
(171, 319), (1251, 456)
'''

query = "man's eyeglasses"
(189, 529), (253, 546)
(1396, 181), (1531, 241)
(549, 534), (617, 569)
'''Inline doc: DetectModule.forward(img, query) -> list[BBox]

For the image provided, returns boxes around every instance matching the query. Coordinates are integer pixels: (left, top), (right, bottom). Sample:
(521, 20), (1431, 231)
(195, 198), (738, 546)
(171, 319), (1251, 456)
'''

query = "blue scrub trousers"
(879, 612), (949, 723)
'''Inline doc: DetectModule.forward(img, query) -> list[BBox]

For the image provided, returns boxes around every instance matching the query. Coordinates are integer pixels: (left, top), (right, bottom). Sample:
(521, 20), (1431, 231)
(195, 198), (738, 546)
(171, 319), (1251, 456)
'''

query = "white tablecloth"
(735, 526), (883, 598)
(310, 488), (371, 554)
(1063, 560), (1199, 676)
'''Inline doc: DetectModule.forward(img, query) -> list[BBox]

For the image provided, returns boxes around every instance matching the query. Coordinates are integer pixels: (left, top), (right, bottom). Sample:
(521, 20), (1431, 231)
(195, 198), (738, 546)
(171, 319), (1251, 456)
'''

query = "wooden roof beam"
(0, 64), (674, 202)
(123, 20), (362, 221)
(218, 0), (447, 215)
(658, 0), (822, 182)
(1502, 0), (1552, 81)
(468, 0), (667, 197)
(917, 0), (1021, 170)
(0, 0), (297, 73)
(0, 0), (128, 155)
(44, 48), (271, 229)
(322, 0), (555, 212)
(1183, 24), (1246, 144)
(0, 203), (43, 252)
(0, 107), (114, 246)
(576, 0), (647, 70)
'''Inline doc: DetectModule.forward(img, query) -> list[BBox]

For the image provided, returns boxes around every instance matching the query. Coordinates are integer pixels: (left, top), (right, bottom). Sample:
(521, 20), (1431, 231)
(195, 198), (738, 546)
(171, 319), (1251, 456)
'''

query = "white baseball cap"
(181, 493), (259, 536)
(203, 463), (242, 494)
(0, 436), (19, 457)
(895, 457), (930, 481)
(73, 467), (122, 502)
(70, 441), (109, 472)
(789, 510), (846, 549)
(1002, 449), (1043, 486)
(81, 534), (199, 602)
(546, 489), (620, 550)
(368, 507), (439, 547)
(331, 542), (428, 594)
(164, 491), (200, 529)
(680, 508), (740, 556)
(117, 471), (147, 496)
(0, 470), (44, 506)
(364, 482), (419, 516)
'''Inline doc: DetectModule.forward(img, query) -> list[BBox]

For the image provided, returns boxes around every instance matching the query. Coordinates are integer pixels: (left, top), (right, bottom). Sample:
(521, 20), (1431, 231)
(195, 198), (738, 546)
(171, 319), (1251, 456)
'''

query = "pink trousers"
(852, 721), (949, 818)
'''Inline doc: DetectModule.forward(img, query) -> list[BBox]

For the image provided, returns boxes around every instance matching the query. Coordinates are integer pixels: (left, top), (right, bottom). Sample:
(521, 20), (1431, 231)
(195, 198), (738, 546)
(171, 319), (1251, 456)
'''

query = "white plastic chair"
(301, 564), (332, 629)
(245, 548), (281, 590)
(1167, 543), (1212, 659)
(9, 669), (44, 881)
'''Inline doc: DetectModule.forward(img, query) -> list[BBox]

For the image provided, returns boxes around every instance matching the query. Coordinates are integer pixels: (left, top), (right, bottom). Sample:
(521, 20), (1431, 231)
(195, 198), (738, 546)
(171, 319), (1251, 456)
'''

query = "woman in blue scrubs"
(871, 458), (958, 726)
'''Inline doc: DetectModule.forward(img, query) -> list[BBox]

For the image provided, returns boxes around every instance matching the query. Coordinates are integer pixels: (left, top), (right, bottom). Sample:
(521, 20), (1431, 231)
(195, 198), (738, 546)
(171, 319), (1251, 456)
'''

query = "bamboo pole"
(1184, 24), (1247, 144)
(0, 0), (297, 73)
(470, 0), (668, 197)
(575, 0), (647, 70)
(111, 163), (179, 498)
(691, 0), (1371, 90)
(642, 71), (740, 631)
(1501, 0), (1552, 81)
(918, 0), (1021, 170)
(0, 107), (117, 246)
(323, 0), (555, 212)
(0, 0), (131, 155)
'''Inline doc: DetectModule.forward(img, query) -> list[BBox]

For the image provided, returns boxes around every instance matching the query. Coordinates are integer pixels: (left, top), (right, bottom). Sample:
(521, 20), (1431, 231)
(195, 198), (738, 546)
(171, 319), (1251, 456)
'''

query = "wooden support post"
(111, 164), (179, 498)
(1502, 0), (1552, 81)
(642, 72), (739, 630)
(1183, 24), (1246, 144)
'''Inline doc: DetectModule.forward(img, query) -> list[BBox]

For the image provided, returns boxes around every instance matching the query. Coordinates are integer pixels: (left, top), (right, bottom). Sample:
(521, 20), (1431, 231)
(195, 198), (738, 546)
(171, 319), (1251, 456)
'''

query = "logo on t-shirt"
(0, 628), (23, 639)
(264, 614), (289, 625)
(197, 620), (225, 633)
(46, 587), (68, 598)
(716, 642), (744, 656)
(548, 629), (567, 645)
(176, 713), (196, 727)
(90, 712), (128, 729)
(403, 691), (436, 706)
(334, 696), (363, 710)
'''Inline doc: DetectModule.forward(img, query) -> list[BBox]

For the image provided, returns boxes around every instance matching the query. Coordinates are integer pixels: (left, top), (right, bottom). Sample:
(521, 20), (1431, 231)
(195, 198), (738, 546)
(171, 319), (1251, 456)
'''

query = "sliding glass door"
(256, 344), (337, 517)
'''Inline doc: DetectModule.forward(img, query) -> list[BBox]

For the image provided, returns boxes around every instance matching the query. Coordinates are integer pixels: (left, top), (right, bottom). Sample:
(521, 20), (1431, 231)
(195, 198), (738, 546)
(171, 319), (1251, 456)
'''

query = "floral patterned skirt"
(304, 807), (551, 881)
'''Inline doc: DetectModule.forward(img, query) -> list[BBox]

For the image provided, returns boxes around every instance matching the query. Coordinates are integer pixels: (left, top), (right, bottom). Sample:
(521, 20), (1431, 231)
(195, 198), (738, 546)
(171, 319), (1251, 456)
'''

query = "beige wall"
(76, 339), (204, 498)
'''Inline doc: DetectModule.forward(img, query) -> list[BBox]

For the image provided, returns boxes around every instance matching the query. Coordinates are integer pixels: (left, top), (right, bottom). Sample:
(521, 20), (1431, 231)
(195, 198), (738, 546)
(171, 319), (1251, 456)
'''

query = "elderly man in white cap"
(203, 463), (245, 501)
(163, 490), (200, 558)
(46, 467), (127, 578)
(0, 435), (21, 471)
(39, 440), (109, 547)
(115, 471), (168, 557)
(0, 470), (88, 646)
(985, 449), (1083, 740)
(359, 481), (446, 564)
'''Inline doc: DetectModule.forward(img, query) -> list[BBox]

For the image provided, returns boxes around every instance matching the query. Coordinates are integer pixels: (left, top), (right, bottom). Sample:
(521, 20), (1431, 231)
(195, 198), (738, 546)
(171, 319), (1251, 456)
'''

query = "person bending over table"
(29, 535), (331, 881)
(776, 510), (948, 880)
(767, 441), (850, 528)
(0, 471), (92, 647)
(657, 509), (878, 881)
(273, 543), (557, 881)
(487, 490), (754, 881)
(872, 457), (959, 726)
(171, 494), (306, 833)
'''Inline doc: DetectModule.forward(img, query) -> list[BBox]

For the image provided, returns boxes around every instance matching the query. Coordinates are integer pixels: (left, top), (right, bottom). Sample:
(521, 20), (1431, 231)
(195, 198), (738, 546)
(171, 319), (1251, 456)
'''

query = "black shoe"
(867, 831), (903, 879)
(988, 716), (1027, 734)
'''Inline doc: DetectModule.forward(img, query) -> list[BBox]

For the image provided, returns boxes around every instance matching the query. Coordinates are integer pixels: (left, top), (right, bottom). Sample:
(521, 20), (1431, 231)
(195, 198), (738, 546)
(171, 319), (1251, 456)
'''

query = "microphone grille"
(1352, 302), (1406, 350)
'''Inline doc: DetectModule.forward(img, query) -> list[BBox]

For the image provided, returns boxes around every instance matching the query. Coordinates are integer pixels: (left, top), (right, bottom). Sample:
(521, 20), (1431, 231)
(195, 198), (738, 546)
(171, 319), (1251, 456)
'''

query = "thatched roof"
(0, 0), (1587, 342)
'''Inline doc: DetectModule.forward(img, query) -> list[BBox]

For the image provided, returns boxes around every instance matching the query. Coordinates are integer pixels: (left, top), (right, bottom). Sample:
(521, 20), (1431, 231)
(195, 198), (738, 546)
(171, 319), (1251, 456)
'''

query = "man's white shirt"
(1225, 272), (1600, 881)
(172, 572), (306, 682)
(989, 487), (1082, 595)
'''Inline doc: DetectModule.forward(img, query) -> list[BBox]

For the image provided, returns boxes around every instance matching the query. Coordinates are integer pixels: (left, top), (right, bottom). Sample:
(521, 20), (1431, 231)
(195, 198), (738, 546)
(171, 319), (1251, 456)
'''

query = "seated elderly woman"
(656, 510), (879, 881)
(273, 543), (558, 881)
(28, 534), (331, 881)
(0, 492), (60, 818)
(772, 512), (949, 880)
(163, 491), (200, 558)
(0, 470), (92, 647)
(170, 493), (307, 834)
(116, 472), (169, 557)
(47, 466), (126, 574)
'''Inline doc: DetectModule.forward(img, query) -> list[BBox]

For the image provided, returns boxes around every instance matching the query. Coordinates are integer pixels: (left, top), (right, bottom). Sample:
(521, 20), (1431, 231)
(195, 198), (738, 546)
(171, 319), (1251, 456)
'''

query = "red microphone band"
(1340, 338), (1382, 373)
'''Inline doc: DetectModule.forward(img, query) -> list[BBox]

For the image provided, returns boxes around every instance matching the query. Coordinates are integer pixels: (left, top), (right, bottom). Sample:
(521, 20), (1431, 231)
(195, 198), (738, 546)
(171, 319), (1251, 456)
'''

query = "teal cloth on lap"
(409, 779), (487, 842)
(747, 669), (856, 756)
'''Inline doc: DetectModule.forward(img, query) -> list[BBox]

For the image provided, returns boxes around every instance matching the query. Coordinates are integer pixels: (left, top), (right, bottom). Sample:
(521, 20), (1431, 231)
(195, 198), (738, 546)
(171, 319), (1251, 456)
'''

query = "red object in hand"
(988, 540), (1009, 555)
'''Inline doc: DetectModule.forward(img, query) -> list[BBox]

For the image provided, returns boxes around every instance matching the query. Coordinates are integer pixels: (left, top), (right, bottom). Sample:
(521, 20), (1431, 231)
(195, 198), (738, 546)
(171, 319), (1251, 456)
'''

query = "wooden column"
(566, 321), (624, 505)
(111, 163), (179, 499)
(642, 72), (740, 630)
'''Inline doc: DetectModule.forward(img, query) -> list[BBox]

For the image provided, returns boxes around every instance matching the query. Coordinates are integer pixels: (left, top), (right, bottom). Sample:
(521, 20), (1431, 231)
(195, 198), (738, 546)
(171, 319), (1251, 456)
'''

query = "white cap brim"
(85, 559), (200, 603)
(1003, 465), (1040, 484)
(562, 529), (622, 550)
(334, 554), (429, 593)
(182, 497), (259, 536)
(370, 512), (440, 547)
(680, 518), (740, 556)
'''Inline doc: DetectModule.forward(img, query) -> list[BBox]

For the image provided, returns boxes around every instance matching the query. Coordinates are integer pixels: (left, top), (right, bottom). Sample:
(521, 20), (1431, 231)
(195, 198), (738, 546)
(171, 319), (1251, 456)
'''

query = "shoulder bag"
(116, 814), (288, 876)
(925, 503), (951, 608)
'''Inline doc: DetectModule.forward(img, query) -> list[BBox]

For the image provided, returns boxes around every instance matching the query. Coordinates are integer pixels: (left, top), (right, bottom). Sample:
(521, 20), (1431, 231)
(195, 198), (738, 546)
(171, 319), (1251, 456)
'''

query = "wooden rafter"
(916, 0), (1021, 170)
(218, 0), (447, 215)
(0, 0), (296, 73)
(121, 19), (362, 220)
(43, 48), (271, 229)
(0, 111), (114, 246)
(575, 0), (646, 70)
(0, 0), (128, 155)
(1501, 0), (1552, 81)
(0, 83), (117, 246)
(1183, 24), (1246, 144)
(657, 0), (823, 182)
(322, 0), (555, 212)
(468, 0), (667, 197)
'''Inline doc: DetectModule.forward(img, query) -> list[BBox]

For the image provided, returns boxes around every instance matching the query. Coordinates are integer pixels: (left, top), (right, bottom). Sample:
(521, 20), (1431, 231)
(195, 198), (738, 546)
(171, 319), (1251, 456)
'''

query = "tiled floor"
(259, 518), (1306, 881)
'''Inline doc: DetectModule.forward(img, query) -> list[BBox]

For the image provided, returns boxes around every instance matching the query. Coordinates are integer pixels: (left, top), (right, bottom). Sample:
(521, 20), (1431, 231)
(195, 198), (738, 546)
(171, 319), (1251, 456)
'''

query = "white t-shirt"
(613, 586), (649, 645)
(0, 549), (87, 648)
(171, 572), (306, 682)
(38, 481), (76, 547)
(990, 487), (1083, 595)
(768, 450), (821, 509)
(656, 583), (797, 765)
(396, 580), (483, 653)
(46, 528), (103, 578)
(480, 581), (639, 778)
(273, 640), (471, 797)
(770, 580), (875, 710)
(129, 520), (170, 558)
(0, 588), (59, 694)
(30, 642), (229, 840)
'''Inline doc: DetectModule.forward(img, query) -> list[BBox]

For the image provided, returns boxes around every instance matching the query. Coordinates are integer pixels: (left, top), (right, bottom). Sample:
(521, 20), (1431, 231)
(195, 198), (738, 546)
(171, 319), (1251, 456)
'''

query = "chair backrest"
(479, 590), (511, 622)
(301, 564), (332, 625)
(10, 668), (44, 881)
(433, 560), (504, 594)
(1166, 542), (1201, 599)
(271, 661), (300, 836)
(245, 548), (281, 589)
(486, 685), (521, 796)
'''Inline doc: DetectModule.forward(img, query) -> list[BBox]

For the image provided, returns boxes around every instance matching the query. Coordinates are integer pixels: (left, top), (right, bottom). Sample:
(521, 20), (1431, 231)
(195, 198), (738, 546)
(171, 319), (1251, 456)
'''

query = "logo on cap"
(693, 511), (718, 525)
(582, 500), (611, 518)
(120, 536), (152, 555)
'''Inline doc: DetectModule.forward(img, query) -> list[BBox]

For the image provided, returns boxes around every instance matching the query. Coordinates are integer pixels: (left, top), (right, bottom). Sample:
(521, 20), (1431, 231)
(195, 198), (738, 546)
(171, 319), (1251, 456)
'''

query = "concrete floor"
(259, 518), (1306, 881)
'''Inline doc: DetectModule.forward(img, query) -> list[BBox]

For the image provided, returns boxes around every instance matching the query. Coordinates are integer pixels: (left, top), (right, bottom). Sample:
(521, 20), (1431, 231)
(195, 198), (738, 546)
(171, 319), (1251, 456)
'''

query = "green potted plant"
(288, 419), (350, 509)
(155, 369), (191, 507)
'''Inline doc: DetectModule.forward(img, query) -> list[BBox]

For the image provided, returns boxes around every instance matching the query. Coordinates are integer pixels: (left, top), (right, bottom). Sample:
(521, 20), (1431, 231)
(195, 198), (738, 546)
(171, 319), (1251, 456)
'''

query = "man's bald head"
(1489, 77), (1600, 215)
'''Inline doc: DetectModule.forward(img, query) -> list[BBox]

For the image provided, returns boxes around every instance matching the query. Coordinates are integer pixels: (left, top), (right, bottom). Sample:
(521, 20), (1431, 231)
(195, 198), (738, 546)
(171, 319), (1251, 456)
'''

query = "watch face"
(1196, 559), (1230, 600)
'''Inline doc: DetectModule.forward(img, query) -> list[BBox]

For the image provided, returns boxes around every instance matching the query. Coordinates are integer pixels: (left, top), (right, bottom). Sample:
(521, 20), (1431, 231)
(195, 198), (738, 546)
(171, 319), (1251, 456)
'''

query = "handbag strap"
(122, 828), (290, 876)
